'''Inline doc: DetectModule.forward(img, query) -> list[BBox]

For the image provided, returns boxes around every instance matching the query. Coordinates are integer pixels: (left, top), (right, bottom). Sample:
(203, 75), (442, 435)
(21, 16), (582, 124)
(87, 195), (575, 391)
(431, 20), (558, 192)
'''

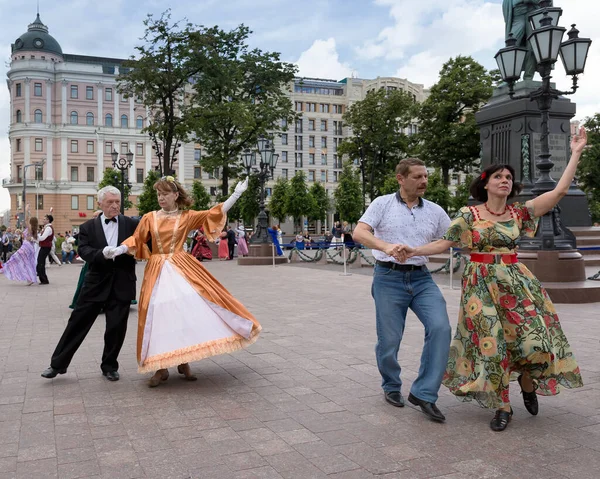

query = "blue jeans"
(62, 251), (74, 263)
(371, 265), (451, 403)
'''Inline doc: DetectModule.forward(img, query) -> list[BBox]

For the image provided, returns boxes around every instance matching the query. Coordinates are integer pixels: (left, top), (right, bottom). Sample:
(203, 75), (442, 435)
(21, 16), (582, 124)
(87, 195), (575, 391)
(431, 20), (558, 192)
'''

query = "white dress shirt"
(101, 214), (119, 247)
(38, 224), (53, 242)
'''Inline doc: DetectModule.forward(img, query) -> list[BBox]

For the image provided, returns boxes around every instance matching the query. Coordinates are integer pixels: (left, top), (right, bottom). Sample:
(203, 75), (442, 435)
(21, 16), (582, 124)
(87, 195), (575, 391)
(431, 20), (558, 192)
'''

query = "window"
(321, 137), (327, 148)
(307, 103), (316, 112)
(321, 170), (327, 182)
(308, 170), (315, 182)
(70, 166), (79, 181)
(295, 119), (303, 133)
(334, 154), (341, 169)
(37, 195), (44, 211)
(334, 171), (340, 183)
(35, 138), (43, 152)
(34, 83), (42, 97)
(295, 153), (303, 168)
(105, 113), (112, 126)
(281, 151), (288, 163)
(70, 85), (78, 99)
(16, 83), (22, 97)
(16, 139), (21, 152)
(319, 104), (329, 113)
(136, 143), (144, 156)
(87, 141), (94, 154)
(281, 118), (288, 129)
(309, 153), (315, 165)
(136, 116), (143, 129)
(16, 110), (22, 123)
(308, 119), (315, 131)
(295, 136), (303, 151)
(194, 148), (201, 162)
(333, 104), (343, 114)
(16, 166), (22, 183)
(320, 120), (327, 131)
(105, 88), (112, 101)
(70, 140), (78, 153)
(87, 167), (94, 181)
(281, 168), (288, 179)
(105, 141), (112, 154)
(210, 187), (217, 196)
(333, 121), (343, 135)
(71, 195), (79, 210)
(87, 196), (94, 210)
(70, 111), (78, 125)
(35, 165), (43, 180)
(120, 114), (128, 128)
(281, 134), (288, 145)
(295, 101), (303, 112)
(321, 154), (327, 165)
(208, 168), (220, 180)
(309, 136), (315, 148)
(194, 166), (201, 179)
(86, 86), (93, 100)
(34, 109), (43, 123)
(265, 188), (272, 197)
(137, 168), (144, 184)
(121, 142), (128, 154)
(85, 112), (94, 126)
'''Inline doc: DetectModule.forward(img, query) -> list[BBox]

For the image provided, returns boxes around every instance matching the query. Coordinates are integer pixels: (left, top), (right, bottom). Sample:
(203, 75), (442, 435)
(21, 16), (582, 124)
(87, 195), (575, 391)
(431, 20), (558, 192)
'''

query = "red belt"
(470, 253), (518, 265)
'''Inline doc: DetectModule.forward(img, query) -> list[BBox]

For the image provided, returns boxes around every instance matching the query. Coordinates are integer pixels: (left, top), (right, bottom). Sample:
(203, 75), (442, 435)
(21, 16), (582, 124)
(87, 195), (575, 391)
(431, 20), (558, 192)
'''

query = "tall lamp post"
(22, 158), (45, 227)
(494, 3), (591, 250)
(111, 150), (134, 214)
(241, 137), (279, 244)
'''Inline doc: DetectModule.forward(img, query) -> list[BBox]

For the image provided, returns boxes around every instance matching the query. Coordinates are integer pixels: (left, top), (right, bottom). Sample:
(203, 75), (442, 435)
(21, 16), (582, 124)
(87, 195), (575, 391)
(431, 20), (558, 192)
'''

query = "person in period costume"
(2, 214), (39, 285)
(399, 128), (587, 431)
(226, 226), (236, 260)
(41, 186), (140, 381)
(268, 226), (283, 256)
(217, 229), (230, 260)
(236, 225), (249, 257)
(36, 214), (55, 284)
(191, 227), (213, 261)
(112, 176), (261, 387)
(353, 158), (452, 423)
(1, 228), (11, 263)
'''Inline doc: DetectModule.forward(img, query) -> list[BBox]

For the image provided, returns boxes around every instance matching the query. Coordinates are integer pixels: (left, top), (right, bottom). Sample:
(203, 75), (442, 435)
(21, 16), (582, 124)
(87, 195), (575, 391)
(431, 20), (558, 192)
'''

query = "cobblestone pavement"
(1, 260), (599, 479)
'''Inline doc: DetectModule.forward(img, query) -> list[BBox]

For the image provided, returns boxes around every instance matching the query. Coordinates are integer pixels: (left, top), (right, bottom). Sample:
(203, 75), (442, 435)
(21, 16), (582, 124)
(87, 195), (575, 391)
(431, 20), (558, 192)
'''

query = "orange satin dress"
(122, 205), (261, 373)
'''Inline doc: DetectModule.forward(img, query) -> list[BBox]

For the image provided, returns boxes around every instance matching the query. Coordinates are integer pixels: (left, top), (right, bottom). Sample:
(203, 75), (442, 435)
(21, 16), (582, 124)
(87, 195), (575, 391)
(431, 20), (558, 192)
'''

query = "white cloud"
(296, 38), (354, 80)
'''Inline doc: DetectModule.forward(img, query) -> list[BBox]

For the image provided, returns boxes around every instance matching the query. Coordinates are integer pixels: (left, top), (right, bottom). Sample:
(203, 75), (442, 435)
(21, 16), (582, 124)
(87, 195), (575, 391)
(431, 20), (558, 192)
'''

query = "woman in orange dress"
(110, 176), (260, 387)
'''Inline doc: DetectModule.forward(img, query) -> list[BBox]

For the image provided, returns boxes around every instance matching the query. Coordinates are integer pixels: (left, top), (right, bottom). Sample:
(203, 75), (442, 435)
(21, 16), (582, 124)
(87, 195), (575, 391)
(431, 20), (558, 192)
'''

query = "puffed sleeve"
(122, 214), (152, 260)
(513, 202), (539, 238)
(442, 207), (473, 249)
(186, 204), (227, 242)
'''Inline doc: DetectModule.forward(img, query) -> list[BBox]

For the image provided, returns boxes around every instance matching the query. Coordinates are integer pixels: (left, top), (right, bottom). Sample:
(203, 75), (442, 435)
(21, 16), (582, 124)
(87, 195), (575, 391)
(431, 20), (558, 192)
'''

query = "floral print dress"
(441, 203), (583, 409)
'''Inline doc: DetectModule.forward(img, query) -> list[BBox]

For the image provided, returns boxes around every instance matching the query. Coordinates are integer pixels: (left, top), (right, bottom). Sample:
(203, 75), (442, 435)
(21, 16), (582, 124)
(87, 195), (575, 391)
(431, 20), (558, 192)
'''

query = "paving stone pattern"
(0, 261), (599, 479)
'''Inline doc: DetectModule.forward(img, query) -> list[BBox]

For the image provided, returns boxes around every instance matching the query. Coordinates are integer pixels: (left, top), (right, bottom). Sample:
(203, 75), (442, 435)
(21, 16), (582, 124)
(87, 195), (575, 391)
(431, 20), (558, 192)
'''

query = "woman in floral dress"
(400, 128), (587, 431)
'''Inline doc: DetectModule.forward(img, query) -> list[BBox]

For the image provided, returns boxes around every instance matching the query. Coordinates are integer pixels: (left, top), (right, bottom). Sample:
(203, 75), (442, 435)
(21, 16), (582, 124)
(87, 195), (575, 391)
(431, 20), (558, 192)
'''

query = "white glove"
(223, 178), (249, 213)
(103, 246), (117, 259)
(113, 245), (128, 257)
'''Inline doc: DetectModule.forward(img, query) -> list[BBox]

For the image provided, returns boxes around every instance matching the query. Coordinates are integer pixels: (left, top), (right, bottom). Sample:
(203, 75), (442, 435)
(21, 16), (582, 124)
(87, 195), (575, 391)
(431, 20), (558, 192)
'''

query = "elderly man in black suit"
(41, 186), (139, 381)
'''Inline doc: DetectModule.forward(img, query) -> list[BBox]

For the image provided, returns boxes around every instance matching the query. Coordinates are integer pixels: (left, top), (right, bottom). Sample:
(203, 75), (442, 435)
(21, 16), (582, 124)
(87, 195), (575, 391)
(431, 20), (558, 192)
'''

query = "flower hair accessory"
(480, 172), (487, 180)
(161, 175), (175, 183)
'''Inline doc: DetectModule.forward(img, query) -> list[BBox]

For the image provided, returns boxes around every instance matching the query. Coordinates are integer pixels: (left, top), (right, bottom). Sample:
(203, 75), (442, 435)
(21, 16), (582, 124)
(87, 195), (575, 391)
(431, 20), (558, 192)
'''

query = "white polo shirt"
(359, 192), (451, 266)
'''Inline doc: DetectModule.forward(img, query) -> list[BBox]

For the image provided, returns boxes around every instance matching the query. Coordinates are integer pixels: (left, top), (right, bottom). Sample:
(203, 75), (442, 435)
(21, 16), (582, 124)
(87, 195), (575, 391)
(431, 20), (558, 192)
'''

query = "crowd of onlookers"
(1, 225), (80, 266)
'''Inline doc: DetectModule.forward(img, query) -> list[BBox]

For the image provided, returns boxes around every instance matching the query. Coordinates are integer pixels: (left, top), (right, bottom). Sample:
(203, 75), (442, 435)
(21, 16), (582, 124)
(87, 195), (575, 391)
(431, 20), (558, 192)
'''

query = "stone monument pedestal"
(237, 243), (288, 266)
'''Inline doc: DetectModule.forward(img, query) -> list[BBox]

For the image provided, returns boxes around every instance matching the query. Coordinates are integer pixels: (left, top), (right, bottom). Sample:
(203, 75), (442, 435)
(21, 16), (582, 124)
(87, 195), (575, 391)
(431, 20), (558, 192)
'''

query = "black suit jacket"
(226, 229), (236, 245)
(78, 215), (140, 303)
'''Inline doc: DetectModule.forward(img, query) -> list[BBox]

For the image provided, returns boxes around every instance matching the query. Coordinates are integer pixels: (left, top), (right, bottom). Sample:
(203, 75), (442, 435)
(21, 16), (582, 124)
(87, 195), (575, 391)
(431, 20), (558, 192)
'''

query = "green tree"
(136, 170), (161, 215)
(268, 177), (289, 223)
(285, 171), (312, 231)
(450, 174), (474, 214)
(191, 25), (297, 196)
(423, 169), (451, 212)
(417, 56), (493, 185)
(334, 162), (363, 224)
(308, 182), (329, 222)
(579, 114), (600, 222)
(118, 11), (208, 175)
(191, 180), (211, 211)
(98, 168), (132, 209)
(337, 88), (417, 207)
(238, 175), (261, 226)
(379, 174), (400, 196)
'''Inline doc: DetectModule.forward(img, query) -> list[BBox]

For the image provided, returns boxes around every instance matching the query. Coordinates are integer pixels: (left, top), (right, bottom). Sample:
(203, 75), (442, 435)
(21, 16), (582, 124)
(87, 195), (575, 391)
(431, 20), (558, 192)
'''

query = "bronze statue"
(502, 0), (553, 80)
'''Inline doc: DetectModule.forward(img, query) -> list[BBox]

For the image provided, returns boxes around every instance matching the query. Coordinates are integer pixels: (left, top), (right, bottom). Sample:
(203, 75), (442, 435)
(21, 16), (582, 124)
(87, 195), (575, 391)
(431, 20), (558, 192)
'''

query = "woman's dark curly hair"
(470, 164), (522, 202)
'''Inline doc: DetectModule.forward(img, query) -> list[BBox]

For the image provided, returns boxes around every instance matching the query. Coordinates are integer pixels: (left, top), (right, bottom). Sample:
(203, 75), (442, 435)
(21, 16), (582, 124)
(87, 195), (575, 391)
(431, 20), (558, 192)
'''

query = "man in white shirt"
(353, 158), (452, 422)
(37, 215), (54, 284)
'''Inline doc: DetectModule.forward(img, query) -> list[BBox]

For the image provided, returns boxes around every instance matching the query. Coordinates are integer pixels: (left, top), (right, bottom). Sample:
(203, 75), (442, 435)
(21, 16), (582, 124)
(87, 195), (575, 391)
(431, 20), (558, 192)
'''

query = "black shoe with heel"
(490, 407), (513, 431)
(518, 374), (538, 416)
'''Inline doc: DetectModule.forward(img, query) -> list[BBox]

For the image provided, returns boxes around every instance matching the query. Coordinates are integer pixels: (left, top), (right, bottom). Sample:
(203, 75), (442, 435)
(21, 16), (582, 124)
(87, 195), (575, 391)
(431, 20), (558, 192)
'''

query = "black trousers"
(37, 247), (51, 283)
(50, 296), (130, 373)
(1, 246), (8, 262)
(228, 242), (235, 260)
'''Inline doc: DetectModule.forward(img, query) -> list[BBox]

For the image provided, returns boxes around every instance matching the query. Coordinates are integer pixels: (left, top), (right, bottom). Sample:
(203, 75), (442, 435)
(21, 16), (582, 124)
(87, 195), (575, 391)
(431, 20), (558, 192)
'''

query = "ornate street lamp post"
(241, 137), (279, 244)
(111, 150), (134, 214)
(494, 4), (591, 250)
(21, 158), (45, 227)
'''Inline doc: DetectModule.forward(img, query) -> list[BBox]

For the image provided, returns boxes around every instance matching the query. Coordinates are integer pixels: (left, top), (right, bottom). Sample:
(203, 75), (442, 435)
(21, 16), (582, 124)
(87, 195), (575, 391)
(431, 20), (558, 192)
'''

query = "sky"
(1, 0), (599, 211)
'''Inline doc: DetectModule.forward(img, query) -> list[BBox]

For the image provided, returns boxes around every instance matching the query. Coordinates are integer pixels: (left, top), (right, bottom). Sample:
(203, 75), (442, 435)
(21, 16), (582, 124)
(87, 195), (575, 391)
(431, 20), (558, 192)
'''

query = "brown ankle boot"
(148, 369), (169, 388)
(177, 363), (197, 381)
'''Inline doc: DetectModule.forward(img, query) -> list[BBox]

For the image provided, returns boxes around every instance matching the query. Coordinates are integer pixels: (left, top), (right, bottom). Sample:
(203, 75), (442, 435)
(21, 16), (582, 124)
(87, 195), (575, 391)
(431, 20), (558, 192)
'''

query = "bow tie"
(104, 217), (117, 224)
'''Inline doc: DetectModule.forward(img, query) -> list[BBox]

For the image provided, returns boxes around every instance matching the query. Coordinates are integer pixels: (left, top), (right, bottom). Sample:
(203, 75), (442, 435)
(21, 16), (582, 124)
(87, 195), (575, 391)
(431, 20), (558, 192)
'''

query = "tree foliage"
(118, 11), (206, 176)
(417, 56), (493, 185)
(268, 177), (289, 223)
(337, 88), (416, 205)
(285, 171), (312, 231)
(423, 169), (451, 212)
(238, 175), (261, 226)
(191, 25), (297, 196)
(308, 182), (329, 222)
(334, 162), (363, 224)
(579, 114), (600, 222)
(136, 170), (161, 215)
(98, 168), (132, 209)
(191, 180), (211, 211)
(451, 174), (474, 214)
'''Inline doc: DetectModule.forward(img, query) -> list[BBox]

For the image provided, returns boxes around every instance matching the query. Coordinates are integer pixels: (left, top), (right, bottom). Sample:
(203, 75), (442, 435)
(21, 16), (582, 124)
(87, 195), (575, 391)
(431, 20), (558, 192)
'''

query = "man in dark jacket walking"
(226, 226), (236, 260)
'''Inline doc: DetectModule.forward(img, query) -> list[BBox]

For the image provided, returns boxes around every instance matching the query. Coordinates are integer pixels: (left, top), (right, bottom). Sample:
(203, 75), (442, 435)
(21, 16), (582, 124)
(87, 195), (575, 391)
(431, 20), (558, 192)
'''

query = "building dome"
(12, 14), (63, 57)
